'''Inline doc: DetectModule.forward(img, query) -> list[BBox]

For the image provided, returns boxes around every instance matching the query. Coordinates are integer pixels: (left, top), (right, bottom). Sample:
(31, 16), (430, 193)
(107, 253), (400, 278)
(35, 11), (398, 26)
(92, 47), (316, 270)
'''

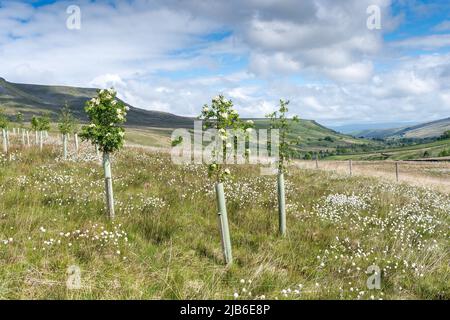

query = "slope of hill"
(352, 117), (450, 139)
(0, 77), (381, 152)
(0, 77), (193, 128)
(330, 121), (418, 134)
(327, 138), (450, 161)
(251, 119), (380, 152)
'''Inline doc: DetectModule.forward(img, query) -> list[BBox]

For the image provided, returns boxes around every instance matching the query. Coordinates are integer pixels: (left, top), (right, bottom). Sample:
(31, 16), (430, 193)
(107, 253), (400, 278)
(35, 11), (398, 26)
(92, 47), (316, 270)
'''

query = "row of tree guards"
(0, 106), (102, 159)
(1, 92), (405, 267)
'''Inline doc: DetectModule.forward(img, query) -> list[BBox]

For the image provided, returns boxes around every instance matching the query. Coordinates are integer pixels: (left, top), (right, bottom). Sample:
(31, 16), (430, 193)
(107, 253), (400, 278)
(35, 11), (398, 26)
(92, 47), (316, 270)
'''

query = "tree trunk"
(26, 131), (30, 147)
(277, 172), (286, 237)
(21, 129), (25, 145)
(215, 182), (232, 265)
(2, 129), (7, 154)
(103, 152), (115, 219)
(35, 131), (38, 145)
(63, 134), (68, 160)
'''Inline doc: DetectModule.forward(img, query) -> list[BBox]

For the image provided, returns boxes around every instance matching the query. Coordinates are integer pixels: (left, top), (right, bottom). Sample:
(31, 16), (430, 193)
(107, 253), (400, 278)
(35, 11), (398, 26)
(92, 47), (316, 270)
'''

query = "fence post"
(215, 182), (232, 265)
(315, 156), (319, 169)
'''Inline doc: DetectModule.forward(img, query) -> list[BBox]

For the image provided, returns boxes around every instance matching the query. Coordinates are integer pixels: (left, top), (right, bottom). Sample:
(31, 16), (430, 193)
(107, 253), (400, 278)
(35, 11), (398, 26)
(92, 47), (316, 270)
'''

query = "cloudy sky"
(1, 0), (450, 125)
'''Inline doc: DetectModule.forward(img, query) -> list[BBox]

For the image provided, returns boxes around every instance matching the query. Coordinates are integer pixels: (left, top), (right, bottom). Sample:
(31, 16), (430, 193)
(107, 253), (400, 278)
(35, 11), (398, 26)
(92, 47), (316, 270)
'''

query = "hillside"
(0, 77), (193, 128)
(352, 117), (450, 139)
(0, 77), (379, 152)
(327, 138), (450, 161)
(252, 119), (380, 153)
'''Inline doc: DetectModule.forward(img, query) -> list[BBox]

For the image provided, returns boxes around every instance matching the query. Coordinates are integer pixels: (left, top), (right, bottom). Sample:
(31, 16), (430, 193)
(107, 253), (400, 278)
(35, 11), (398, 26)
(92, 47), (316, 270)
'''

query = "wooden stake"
(349, 159), (353, 176)
(215, 182), (232, 265)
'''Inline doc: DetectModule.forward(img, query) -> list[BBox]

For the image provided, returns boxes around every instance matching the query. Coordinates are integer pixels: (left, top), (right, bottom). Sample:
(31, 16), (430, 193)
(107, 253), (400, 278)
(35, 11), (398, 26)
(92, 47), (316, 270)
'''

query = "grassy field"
(0, 135), (448, 300)
(327, 139), (450, 161)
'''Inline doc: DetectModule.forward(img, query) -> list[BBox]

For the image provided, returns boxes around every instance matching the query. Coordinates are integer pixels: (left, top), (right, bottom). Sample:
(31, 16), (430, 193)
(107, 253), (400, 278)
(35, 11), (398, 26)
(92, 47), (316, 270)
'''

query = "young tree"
(199, 95), (253, 265)
(37, 113), (51, 151)
(58, 104), (75, 160)
(266, 99), (299, 237)
(31, 116), (40, 145)
(80, 88), (128, 219)
(0, 108), (9, 154)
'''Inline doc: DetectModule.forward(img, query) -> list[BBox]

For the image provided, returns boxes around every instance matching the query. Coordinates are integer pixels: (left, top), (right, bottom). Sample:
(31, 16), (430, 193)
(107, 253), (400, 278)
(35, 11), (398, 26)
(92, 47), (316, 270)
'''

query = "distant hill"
(0, 77), (193, 128)
(251, 119), (379, 151)
(330, 122), (418, 134)
(352, 118), (450, 139)
(0, 77), (380, 152)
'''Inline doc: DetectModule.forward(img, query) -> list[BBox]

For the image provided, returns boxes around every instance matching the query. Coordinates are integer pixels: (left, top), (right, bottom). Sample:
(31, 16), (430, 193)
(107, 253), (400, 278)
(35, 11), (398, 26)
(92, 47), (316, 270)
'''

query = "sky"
(1, 0), (450, 125)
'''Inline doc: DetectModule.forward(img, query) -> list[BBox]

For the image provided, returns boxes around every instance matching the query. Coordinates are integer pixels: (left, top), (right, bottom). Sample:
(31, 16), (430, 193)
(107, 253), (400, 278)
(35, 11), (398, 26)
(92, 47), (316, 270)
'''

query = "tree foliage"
(79, 88), (128, 153)
(16, 112), (24, 128)
(266, 99), (300, 172)
(58, 103), (75, 135)
(0, 108), (9, 129)
(199, 95), (253, 182)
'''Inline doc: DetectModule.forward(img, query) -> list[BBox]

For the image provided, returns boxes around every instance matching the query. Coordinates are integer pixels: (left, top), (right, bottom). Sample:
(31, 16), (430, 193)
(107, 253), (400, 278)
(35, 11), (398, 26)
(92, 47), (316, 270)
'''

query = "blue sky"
(1, 0), (450, 125)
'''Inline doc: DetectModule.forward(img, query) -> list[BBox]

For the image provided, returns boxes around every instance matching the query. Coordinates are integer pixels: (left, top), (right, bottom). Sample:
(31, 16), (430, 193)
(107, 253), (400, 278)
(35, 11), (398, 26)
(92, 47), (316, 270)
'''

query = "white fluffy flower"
(224, 168), (231, 175)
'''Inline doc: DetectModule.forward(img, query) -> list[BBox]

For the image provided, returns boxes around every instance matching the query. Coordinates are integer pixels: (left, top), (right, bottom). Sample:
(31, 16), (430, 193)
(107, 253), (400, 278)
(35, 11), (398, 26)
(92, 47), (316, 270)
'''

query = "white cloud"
(0, 0), (449, 125)
(391, 34), (450, 50)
